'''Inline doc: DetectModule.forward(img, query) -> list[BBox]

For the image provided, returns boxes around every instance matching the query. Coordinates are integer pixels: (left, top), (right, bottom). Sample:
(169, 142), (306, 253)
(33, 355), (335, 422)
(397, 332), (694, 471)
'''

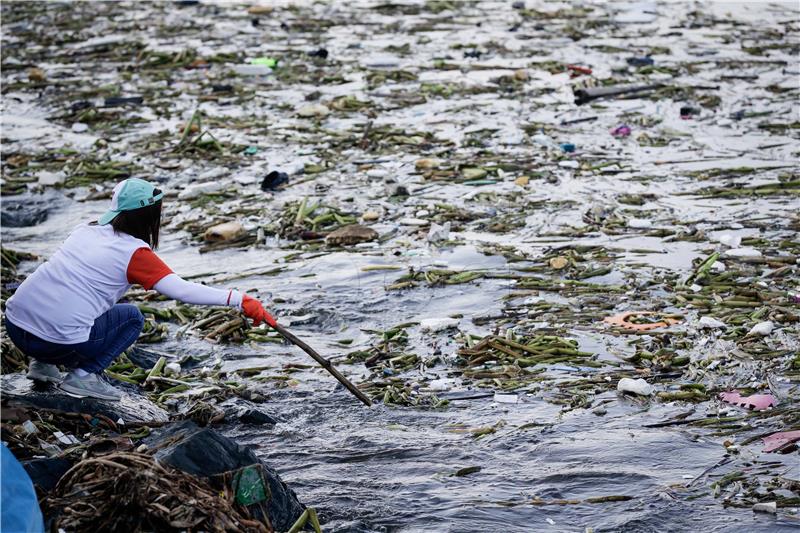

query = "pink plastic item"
(719, 391), (776, 411)
(610, 124), (631, 138)
(762, 430), (800, 453)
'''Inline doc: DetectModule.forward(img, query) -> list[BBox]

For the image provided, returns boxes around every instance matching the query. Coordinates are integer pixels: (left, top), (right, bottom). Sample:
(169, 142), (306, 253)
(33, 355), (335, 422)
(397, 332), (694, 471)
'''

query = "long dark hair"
(111, 191), (163, 248)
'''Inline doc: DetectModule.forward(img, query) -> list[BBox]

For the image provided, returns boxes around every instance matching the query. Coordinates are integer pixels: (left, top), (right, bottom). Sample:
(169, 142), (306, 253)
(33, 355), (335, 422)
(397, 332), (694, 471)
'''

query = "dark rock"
(1, 196), (51, 227)
(308, 48), (329, 59)
(126, 346), (166, 370)
(237, 409), (277, 425)
(0, 373), (169, 424)
(70, 100), (93, 112)
(144, 421), (304, 531)
(261, 170), (289, 191)
(626, 56), (655, 67)
(220, 400), (278, 426)
(680, 106), (701, 118)
(103, 96), (144, 107)
(23, 457), (73, 493)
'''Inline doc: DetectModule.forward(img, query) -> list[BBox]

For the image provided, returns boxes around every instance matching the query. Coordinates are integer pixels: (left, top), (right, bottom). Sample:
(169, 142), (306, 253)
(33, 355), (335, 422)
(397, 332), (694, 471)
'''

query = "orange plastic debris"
(602, 311), (681, 331)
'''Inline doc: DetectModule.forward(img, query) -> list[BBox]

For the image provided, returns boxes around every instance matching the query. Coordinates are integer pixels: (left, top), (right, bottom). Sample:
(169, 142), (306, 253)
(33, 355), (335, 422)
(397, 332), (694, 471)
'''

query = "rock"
(247, 5), (272, 14)
(144, 421), (304, 531)
(1, 194), (58, 227)
(617, 377), (653, 396)
(462, 168), (487, 180)
(126, 346), (164, 370)
(296, 104), (330, 118)
(203, 221), (245, 243)
(549, 256), (569, 270)
(71, 123), (89, 133)
(23, 457), (73, 492)
(415, 158), (441, 170)
(0, 373), (169, 424)
(261, 170), (289, 191)
(361, 211), (380, 221)
(387, 183), (409, 197)
(237, 408), (277, 426)
(28, 67), (46, 82)
(325, 224), (378, 246)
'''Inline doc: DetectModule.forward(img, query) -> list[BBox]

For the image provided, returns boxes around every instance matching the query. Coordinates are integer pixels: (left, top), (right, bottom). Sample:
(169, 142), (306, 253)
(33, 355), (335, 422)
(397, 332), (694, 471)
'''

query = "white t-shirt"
(6, 224), (150, 344)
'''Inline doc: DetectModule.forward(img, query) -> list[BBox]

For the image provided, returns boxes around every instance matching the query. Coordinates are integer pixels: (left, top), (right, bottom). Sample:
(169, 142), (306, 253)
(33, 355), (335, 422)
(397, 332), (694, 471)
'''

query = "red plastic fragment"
(567, 64), (592, 76)
(762, 430), (800, 453)
(719, 391), (776, 411)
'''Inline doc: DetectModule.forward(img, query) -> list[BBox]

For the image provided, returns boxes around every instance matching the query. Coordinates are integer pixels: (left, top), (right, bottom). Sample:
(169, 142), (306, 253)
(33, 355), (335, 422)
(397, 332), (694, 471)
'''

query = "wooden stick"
(272, 323), (373, 407)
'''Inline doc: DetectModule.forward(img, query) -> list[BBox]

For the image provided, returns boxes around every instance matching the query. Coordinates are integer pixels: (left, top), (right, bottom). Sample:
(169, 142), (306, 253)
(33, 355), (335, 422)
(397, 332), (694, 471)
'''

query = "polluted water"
(1, 1), (799, 532)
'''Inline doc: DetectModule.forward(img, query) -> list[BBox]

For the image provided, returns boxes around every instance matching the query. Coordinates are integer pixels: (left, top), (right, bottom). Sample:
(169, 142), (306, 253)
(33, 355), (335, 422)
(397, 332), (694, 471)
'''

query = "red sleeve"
(127, 248), (173, 290)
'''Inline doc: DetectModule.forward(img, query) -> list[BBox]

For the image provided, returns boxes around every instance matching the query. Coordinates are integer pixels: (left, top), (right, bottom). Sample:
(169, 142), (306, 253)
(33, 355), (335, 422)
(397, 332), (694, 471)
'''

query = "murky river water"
(2, 1), (799, 531)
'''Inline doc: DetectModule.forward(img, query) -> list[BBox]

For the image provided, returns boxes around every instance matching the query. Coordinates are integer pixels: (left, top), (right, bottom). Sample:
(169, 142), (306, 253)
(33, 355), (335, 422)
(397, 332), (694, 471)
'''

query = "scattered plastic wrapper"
(719, 391), (776, 411)
(617, 377), (653, 396)
(698, 316), (726, 329)
(723, 247), (762, 258)
(717, 234), (742, 248)
(164, 362), (182, 376)
(626, 56), (654, 67)
(419, 317), (459, 333)
(427, 222), (451, 243)
(233, 64), (273, 76)
(627, 218), (652, 229)
(493, 393), (519, 404)
(610, 124), (631, 137)
(752, 502), (777, 514)
(747, 321), (774, 337)
(250, 57), (277, 67)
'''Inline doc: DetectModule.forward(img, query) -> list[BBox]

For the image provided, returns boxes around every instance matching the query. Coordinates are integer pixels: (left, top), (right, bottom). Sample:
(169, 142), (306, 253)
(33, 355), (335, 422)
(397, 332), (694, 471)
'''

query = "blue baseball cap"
(98, 178), (164, 225)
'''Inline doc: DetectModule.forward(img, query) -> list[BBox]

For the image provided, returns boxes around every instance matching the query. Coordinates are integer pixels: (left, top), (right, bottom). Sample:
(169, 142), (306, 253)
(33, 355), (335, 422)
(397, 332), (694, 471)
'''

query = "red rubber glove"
(242, 295), (278, 328)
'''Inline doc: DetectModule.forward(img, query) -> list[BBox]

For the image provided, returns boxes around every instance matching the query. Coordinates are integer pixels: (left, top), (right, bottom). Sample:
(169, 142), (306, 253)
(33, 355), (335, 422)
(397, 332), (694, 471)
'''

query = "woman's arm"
(127, 248), (274, 325)
(153, 273), (242, 308)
